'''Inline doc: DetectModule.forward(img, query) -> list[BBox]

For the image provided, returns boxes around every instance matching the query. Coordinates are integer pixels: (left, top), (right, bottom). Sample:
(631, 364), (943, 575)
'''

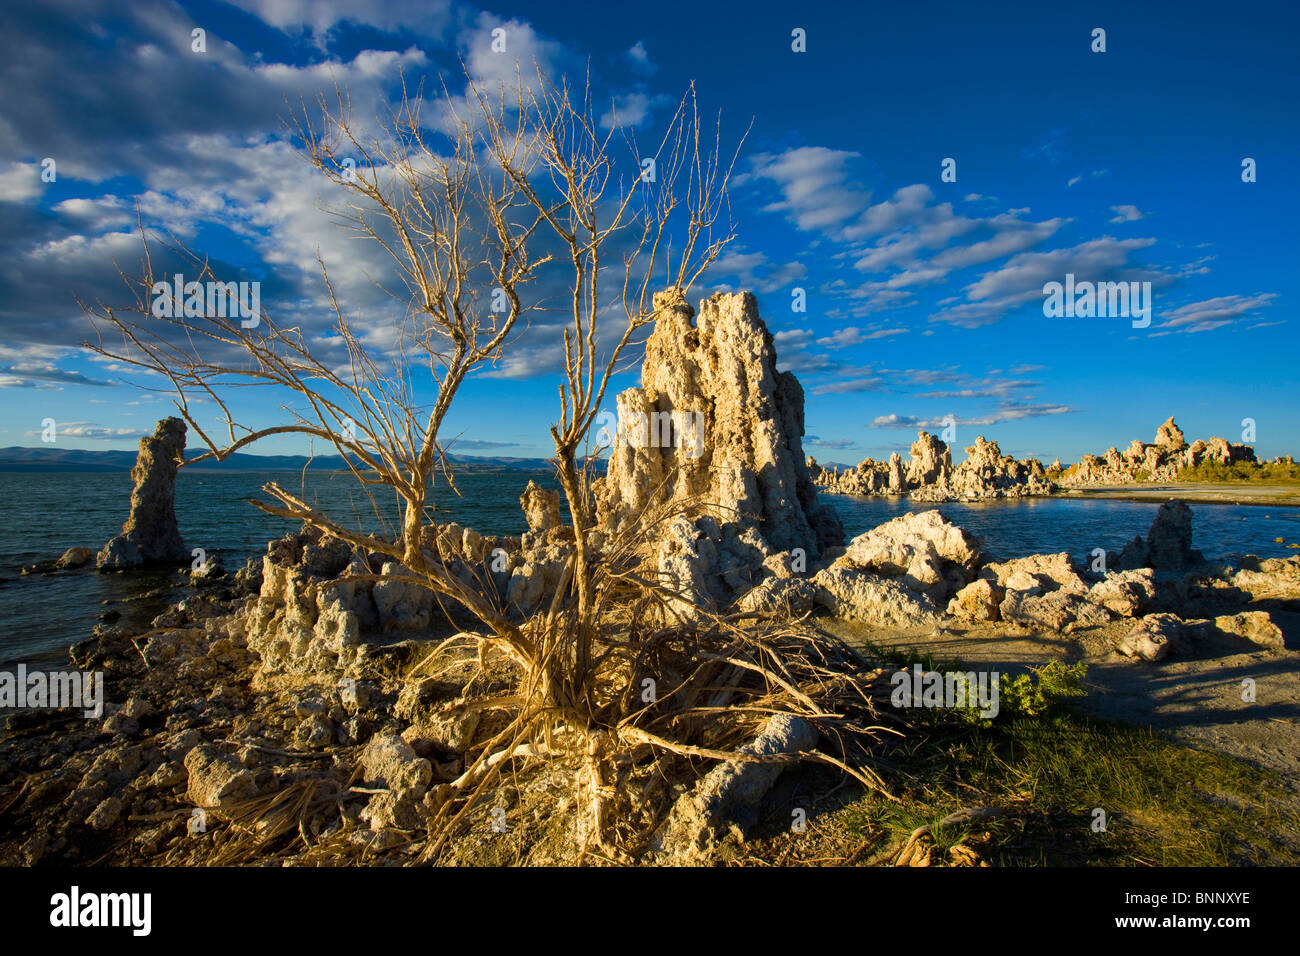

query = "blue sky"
(0, 0), (1295, 465)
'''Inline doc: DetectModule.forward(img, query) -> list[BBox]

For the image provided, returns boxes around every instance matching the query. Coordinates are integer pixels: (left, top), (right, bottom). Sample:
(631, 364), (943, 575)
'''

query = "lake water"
(1, 470), (1297, 667)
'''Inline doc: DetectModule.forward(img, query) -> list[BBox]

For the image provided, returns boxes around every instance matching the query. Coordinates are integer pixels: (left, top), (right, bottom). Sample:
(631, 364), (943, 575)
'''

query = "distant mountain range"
(0, 446), (556, 473)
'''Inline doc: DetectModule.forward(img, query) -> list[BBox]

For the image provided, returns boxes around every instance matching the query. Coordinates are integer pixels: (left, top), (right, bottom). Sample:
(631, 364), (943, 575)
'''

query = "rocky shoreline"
(809, 415), (1295, 503)
(2, 291), (1297, 866)
(3, 492), (1295, 865)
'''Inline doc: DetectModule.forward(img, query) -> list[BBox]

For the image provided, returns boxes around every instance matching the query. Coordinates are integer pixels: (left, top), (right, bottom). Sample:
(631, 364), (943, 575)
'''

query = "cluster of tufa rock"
(1061, 416), (1257, 485)
(782, 497), (1292, 664)
(809, 432), (1055, 502)
(233, 490), (578, 686)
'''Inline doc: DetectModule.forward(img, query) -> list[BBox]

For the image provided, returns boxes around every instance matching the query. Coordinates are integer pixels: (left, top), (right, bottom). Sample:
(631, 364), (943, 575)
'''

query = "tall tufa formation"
(97, 418), (190, 570)
(594, 291), (842, 608)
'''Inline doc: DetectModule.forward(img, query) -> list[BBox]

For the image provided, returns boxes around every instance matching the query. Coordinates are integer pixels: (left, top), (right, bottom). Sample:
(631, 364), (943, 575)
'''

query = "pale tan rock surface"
(593, 291), (841, 613)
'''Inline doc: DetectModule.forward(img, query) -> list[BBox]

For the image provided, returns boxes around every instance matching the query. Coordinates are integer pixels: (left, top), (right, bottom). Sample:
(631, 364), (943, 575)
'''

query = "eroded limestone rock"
(593, 291), (841, 611)
(97, 418), (189, 570)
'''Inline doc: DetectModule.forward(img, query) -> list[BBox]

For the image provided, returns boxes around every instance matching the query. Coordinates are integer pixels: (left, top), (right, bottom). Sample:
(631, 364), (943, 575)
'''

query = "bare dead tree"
(469, 68), (745, 762)
(82, 66), (891, 861)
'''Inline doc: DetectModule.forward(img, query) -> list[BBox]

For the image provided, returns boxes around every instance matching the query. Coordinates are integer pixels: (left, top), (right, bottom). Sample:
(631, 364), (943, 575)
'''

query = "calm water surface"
(1, 470), (1296, 666)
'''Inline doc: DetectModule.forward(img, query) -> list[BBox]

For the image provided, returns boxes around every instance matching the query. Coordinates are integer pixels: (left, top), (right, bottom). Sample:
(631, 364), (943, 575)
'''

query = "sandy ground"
(1062, 482), (1300, 507)
(822, 605), (1300, 778)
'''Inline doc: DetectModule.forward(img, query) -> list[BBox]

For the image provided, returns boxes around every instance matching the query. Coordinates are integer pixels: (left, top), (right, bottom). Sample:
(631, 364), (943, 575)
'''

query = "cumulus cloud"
(226, 0), (454, 42)
(0, 161), (44, 203)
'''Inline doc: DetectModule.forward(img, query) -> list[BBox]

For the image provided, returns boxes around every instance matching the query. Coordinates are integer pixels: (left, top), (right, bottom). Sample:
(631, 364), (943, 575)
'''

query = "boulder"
(946, 578), (1002, 622)
(841, 510), (980, 602)
(1114, 613), (1193, 661)
(241, 528), (379, 682)
(372, 562), (434, 632)
(360, 732), (433, 793)
(54, 547), (96, 570)
(1230, 556), (1300, 600)
(1000, 589), (1112, 632)
(737, 577), (820, 615)
(185, 744), (259, 808)
(359, 731), (434, 831)
(1087, 568), (1156, 617)
(1213, 611), (1285, 650)
(811, 565), (938, 627)
(981, 552), (1086, 593)
(659, 713), (817, 860)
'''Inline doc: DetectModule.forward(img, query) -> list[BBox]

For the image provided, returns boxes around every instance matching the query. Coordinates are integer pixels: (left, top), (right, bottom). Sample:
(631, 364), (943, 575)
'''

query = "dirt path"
(823, 605), (1300, 777)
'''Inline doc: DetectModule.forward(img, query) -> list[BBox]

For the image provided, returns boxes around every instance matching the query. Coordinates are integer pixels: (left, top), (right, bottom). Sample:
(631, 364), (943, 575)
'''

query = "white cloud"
(225, 0), (454, 44)
(930, 236), (1171, 328)
(1151, 293), (1279, 336)
(871, 403), (1072, 429)
(625, 40), (655, 75)
(0, 161), (44, 203)
(744, 147), (873, 233)
(710, 249), (808, 294)
(811, 377), (887, 395)
(814, 326), (907, 348)
(23, 421), (148, 439)
(1109, 204), (1145, 223)
(599, 91), (672, 130)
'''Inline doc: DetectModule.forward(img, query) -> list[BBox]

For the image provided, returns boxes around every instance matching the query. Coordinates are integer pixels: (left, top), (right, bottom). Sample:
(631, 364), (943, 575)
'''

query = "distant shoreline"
(1060, 483), (1300, 508)
(821, 483), (1300, 509)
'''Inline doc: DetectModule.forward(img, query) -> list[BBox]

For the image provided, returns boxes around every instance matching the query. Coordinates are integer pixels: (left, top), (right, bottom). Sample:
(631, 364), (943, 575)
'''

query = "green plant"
(998, 661), (1088, 718)
(1177, 459), (1300, 483)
